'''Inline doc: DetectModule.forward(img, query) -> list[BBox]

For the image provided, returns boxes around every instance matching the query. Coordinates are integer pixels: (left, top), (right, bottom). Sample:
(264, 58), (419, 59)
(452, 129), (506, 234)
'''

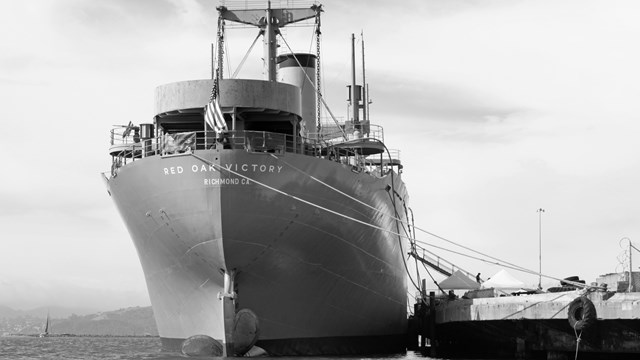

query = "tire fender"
(568, 296), (597, 331)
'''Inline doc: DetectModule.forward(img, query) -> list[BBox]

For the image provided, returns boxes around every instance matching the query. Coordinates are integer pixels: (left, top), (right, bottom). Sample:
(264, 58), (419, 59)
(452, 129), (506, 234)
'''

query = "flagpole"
(537, 208), (545, 290)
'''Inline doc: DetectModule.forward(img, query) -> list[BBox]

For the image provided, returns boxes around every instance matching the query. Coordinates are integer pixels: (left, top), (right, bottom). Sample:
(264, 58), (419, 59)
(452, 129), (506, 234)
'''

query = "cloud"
(2, 0), (640, 310)
(369, 73), (526, 124)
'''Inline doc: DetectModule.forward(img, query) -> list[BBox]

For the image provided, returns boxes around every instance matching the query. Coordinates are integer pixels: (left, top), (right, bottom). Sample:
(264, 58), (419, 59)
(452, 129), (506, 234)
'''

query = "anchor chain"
(210, 15), (225, 102)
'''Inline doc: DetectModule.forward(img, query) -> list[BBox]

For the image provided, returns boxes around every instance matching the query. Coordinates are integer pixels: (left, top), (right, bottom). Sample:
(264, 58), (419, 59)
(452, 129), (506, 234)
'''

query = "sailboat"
(39, 312), (50, 338)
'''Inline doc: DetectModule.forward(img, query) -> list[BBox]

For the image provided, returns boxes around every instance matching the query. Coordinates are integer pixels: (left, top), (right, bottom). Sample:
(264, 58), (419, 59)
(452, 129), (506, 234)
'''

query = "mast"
(361, 31), (367, 124)
(263, 1), (278, 81)
(217, 4), (321, 82)
(350, 33), (359, 127)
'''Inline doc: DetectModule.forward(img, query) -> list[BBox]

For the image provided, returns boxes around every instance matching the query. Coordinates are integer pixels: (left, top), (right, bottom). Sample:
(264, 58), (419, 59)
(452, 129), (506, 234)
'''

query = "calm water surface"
(0, 336), (470, 360)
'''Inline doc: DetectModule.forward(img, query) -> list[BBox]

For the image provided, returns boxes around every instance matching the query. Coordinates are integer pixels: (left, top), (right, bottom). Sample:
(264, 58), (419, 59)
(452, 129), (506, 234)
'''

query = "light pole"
(622, 237), (637, 292)
(537, 208), (545, 289)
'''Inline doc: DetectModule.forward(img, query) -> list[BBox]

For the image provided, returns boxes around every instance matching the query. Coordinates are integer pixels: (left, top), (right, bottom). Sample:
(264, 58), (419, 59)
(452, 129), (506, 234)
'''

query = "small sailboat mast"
(39, 311), (50, 337)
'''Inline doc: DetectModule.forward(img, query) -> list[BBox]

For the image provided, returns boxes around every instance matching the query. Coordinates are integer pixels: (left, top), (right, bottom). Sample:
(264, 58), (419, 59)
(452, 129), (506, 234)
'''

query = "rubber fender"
(181, 334), (224, 356)
(567, 296), (597, 331)
(233, 308), (259, 355)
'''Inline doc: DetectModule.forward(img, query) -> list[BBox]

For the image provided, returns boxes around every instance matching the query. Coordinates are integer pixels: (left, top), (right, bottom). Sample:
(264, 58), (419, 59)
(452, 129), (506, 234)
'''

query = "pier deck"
(417, 290), (640, 359)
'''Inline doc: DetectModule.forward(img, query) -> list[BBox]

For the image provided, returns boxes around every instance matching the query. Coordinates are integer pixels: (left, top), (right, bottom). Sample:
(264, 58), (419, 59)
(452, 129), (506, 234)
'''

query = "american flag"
(205, 98), (227, 133)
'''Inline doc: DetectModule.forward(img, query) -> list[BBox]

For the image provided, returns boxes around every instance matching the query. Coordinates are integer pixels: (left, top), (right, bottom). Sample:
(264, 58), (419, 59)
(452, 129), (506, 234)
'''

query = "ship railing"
(220, 0), (320, 11)
(110, 126), (139, 146)
(362, 149), (402, 176)
(109, 129), (313, 162)
(109, 126), (145, 176)
(108, 127), (393, 177)
(310, 122), (385, 144)
(317, 124), (404, 176)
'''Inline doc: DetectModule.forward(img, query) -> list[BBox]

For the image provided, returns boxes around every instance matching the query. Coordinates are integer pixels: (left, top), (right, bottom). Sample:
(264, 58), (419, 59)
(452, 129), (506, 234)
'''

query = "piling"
(429, 291), (436, 358)
(420, 280), (427, 350)
(409, 283), (437, 356)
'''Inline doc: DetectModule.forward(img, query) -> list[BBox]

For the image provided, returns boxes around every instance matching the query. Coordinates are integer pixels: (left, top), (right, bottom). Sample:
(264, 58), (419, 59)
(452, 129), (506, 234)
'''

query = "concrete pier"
(413, 289), (640, 359)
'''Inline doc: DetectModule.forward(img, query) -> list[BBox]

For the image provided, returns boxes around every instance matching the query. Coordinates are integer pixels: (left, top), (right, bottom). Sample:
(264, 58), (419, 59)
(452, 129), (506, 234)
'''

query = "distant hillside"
(52, 306), (158, 336)
(0, 305), (22, 318)
(0, 306), (157, 336)
(0, 305), (98, 319)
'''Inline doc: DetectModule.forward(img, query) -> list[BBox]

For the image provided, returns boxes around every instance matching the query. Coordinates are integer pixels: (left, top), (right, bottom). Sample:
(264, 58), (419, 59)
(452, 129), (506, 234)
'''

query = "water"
(0, 337), (172, 360)
(0, 336), (450, 360)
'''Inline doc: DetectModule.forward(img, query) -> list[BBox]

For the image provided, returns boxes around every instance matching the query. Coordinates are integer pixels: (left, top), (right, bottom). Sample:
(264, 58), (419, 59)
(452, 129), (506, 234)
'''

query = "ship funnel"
(277, 53), (317, 140)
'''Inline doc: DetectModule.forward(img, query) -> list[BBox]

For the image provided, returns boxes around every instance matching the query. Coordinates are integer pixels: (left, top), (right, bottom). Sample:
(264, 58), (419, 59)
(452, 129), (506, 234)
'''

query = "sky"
(1, 0), (639, 311)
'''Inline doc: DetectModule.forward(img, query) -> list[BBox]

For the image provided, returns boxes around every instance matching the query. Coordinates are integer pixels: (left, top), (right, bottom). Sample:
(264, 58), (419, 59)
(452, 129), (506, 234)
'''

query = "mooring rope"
(189, 153), (423, 292)
(269, 150), (537, 276)
(573, 324), (582, 360)
(269, 151), (608, 290)
(190, 149), (605, 292)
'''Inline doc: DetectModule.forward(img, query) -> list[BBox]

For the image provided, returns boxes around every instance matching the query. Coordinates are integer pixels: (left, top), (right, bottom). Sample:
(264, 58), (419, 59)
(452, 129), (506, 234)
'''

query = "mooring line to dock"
(269, 153), (407, 223)
(573, 326), (583, 360)
(190, 153), (423, 292)
(271, 151), (505, 284)
(269, 153), (420, 279)
(501, 292), (569, 320)
(192, 152), (604, 292)
(550, 300), (575, 320)
(413, 235), (605, 290)
(190, 154), (406, 238)
(269, 152), (537, 277)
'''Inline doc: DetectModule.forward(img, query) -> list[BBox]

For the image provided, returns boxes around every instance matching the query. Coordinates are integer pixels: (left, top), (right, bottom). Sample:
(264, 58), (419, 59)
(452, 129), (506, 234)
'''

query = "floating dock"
(409, 284), (640, 359)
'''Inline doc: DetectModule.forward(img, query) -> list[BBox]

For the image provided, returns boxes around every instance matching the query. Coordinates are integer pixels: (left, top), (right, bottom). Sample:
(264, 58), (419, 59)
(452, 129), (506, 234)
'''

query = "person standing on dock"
(476, 273), (481, 283)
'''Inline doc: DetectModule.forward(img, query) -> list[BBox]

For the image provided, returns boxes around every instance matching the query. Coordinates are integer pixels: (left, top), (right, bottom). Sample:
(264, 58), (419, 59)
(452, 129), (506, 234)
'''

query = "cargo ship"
(104, 1), (411, 356)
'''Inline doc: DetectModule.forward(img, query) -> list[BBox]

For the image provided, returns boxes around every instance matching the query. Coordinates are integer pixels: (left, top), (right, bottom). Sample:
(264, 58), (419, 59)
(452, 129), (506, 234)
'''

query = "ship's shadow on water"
(162, 351), (447, 360)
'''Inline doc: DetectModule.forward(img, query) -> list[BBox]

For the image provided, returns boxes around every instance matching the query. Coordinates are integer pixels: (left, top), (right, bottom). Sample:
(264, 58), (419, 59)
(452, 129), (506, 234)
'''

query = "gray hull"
(107, 148), (409, 354)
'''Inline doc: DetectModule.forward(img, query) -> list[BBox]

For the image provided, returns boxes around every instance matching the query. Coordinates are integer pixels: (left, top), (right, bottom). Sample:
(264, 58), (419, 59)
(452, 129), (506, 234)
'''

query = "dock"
(409, 287), (640, 359)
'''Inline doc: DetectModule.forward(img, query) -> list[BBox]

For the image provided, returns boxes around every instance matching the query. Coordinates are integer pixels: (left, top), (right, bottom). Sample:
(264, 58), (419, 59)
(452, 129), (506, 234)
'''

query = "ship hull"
(108, 149), (409, 355)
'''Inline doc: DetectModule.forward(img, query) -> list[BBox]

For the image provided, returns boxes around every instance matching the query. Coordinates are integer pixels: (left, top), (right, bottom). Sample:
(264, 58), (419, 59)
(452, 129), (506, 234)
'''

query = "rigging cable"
(191, 151), (601, 290)
(231, 30), (263, 79)
(225, 40), (232, 78)
(270, 147), (534, 275)
(277, 147), (419, 291)
(315, 11), (322, 133)
(278, 32), (347, 140)
(386, 168), (421, 292)
(270, 141), (526, 276)
(189, 153), (421, 292)
(271, 146), (525, 285)
(205, 17), (600, 289)
(420, 259), (446, 295)
(408, 206), (421, 284)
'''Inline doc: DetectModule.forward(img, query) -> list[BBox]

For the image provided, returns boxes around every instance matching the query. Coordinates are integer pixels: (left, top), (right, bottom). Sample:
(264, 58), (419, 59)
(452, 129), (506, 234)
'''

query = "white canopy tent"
(481, 269), (526, 290)
(439, 270), (481, 290)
